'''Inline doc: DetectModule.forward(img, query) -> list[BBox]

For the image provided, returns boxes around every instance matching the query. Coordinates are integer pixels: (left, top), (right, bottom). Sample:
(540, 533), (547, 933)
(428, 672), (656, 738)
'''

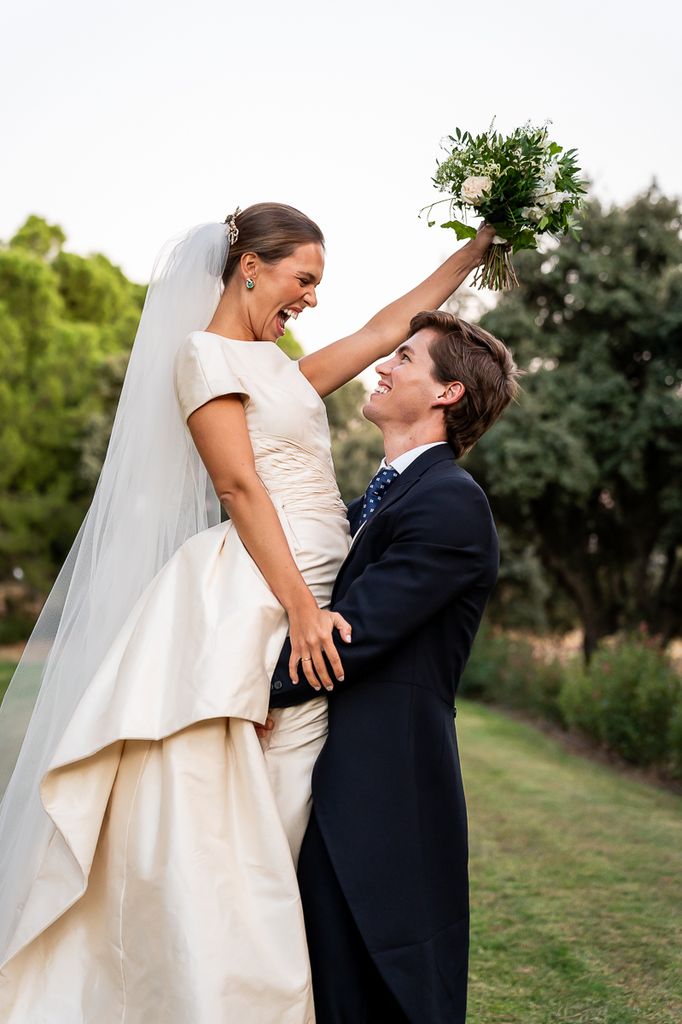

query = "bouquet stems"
(472, 243), (519, 290)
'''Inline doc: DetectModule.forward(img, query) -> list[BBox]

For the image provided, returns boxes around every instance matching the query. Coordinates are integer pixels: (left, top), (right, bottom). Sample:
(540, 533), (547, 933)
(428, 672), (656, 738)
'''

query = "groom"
(270, 310), (519, 1023)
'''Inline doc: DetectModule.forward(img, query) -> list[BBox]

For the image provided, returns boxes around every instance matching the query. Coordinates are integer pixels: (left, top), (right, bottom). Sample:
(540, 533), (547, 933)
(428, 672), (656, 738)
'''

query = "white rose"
(460, 175), (492, 205)
(521, 206), (544, 223)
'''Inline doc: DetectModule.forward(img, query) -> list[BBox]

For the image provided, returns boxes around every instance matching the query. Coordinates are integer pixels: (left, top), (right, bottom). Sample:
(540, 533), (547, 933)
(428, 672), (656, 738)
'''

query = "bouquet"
(424, 122), (586, 289)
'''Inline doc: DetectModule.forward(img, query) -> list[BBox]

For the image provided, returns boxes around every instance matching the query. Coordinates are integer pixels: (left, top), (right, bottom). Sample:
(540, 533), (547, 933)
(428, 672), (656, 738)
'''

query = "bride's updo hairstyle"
(222, 203), (325, 287)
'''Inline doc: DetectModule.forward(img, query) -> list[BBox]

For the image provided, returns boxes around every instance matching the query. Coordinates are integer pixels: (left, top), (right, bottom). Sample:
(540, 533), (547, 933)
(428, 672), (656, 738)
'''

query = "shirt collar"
(380, 441), (448, 475)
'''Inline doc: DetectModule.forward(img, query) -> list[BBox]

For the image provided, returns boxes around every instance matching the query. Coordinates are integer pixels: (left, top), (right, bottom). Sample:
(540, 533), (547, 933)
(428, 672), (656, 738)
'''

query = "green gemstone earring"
(245, 278), (255, 290)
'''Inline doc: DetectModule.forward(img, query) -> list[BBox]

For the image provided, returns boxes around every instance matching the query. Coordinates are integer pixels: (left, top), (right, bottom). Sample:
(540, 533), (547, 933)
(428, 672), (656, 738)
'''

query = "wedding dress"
(0, 330), (350, 1023)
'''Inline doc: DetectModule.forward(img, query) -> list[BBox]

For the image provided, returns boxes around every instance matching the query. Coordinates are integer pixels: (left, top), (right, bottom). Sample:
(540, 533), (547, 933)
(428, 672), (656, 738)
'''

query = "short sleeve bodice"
(175, 333), (250, 418)
(175, 332), (347, 521)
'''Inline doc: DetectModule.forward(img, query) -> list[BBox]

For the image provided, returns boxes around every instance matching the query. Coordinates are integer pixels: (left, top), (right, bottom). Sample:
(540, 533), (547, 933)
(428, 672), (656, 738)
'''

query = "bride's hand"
(288, 602), (352, 691)
(465, 222), (497, 263)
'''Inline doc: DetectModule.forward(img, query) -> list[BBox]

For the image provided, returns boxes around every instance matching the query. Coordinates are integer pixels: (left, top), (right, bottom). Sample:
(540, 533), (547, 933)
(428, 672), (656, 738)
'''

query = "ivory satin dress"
(0, 332), (351, 1023)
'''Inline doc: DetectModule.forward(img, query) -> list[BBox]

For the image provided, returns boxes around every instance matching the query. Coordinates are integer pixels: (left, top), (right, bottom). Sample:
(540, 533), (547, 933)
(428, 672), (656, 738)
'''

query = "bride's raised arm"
(299, 224), (496, 397)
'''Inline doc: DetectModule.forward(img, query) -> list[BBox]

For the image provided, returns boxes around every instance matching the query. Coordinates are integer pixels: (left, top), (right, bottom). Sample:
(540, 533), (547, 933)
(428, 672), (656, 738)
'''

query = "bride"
(0, 203), (493, 1022)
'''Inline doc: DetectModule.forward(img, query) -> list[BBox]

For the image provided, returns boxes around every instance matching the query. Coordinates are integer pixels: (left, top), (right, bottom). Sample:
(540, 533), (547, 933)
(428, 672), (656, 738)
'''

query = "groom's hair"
(410, 310), (520, 458)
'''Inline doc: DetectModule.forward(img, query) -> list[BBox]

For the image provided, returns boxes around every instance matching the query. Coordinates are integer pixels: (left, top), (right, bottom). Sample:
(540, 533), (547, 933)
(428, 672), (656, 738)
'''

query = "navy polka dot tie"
(358, 466), (399, 526)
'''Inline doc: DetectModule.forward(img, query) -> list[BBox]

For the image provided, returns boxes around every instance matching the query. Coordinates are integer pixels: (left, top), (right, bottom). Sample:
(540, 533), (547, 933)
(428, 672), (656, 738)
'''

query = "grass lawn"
(459, 698), (682, 1023)
(0, 664), (678, 1021)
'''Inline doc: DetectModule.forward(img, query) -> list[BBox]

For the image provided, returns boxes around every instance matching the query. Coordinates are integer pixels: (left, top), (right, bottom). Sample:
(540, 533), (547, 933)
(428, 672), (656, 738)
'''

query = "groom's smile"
(364, 330), (443, 425)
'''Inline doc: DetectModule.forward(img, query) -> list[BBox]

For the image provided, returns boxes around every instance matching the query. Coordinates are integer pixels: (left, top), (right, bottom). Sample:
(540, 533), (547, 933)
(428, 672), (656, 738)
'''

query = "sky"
(1, 0), (680, 375)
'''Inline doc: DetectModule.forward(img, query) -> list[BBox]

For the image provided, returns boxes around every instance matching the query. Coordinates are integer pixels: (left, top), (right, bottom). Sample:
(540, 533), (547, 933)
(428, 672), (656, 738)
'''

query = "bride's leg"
(259, 696), (328, 865)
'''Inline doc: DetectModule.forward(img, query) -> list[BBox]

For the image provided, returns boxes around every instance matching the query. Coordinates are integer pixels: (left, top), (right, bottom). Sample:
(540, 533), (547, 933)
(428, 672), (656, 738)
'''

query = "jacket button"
(272, 679), (283, 690)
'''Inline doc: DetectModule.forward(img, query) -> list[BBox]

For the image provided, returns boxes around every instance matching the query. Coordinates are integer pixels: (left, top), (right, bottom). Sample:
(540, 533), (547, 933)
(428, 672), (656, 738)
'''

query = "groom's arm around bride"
(271, 310), (520, 1024)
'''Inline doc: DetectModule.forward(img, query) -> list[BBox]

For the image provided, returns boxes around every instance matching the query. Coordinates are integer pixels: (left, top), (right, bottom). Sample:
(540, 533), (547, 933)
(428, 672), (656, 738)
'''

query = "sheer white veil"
(0, 222), (229, 958)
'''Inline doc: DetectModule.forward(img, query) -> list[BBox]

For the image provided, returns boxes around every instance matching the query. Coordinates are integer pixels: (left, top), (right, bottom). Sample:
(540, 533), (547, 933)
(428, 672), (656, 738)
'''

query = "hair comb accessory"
(225, 207), (241, 245)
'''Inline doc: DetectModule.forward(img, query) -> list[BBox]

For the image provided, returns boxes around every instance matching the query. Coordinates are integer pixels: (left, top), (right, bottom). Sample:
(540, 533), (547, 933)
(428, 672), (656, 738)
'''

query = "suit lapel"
(338, 444), (456, 581)
(347, 496), (363, 537)
(367, 445), (453, 519)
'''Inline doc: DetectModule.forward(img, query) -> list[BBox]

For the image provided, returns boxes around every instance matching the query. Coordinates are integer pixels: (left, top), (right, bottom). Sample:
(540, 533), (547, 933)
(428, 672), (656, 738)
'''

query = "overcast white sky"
(2, 0), (680, 369)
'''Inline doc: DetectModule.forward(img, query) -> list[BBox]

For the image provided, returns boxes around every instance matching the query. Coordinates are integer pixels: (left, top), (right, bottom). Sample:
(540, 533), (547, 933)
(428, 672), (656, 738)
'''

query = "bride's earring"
(245, 278), (255, 290)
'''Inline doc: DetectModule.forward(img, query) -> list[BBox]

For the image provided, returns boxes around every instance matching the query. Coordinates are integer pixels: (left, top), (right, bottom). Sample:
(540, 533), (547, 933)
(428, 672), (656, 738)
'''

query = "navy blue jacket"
(272, 444), (499, 1023)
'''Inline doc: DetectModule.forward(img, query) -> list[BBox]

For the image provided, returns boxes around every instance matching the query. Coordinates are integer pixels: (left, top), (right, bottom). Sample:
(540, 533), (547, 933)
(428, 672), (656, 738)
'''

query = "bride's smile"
(263, 246), (324, 340)
(247, 243), (325, 342)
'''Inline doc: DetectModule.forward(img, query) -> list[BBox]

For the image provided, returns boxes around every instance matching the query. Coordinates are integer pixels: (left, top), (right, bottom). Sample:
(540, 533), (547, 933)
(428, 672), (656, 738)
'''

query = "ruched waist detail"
(252, 434), (347, 517)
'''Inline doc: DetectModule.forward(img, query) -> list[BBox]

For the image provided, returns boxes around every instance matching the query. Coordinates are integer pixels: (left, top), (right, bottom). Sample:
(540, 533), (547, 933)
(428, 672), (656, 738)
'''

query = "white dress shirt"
(380, 441), (448, 475)
(350, 442), (448, 546)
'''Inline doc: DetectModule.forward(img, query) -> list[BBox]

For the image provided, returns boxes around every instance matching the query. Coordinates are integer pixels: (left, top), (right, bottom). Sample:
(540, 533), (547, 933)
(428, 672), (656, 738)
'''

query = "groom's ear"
(433, 381), (465, 408)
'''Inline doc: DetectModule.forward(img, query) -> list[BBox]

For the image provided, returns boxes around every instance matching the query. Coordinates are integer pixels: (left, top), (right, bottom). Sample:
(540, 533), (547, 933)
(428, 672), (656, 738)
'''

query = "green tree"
(9, 214), (65, 260)
(0, 217), (144, 599)
(324, 379), (383, 502)
(277, 327), (303, 360)
(467, 188), (682, 657)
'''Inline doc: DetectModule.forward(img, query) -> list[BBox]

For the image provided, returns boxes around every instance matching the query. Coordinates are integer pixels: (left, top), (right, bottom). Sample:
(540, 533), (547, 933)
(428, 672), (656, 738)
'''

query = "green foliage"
(0, 216), (144, 599)
(460, 625), (565, 726)
(54, 251), (144, 327)
(462, 627), (682, 775)
(9, 215), (65, 259)
(558, 634), (682, 768)
(0, 248), (64, 349)
(441, 220), (477, 240)
(667, 696), (682, 779)
(484, 525), (575, 633)
(468, 188), (682, 655)
(427, 122), (586, 289)
(277, 328), (303, 360)
(324, 379), (384, 502)
(431, 123), (585, 243)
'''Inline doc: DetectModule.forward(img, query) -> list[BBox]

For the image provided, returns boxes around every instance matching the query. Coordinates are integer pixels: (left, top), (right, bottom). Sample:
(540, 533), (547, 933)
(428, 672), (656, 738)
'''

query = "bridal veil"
(0, 222), (229, 962)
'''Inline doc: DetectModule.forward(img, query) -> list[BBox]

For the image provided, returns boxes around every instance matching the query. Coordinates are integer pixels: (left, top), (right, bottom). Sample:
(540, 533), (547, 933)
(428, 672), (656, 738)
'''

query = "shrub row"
(459, 628), (682, 779)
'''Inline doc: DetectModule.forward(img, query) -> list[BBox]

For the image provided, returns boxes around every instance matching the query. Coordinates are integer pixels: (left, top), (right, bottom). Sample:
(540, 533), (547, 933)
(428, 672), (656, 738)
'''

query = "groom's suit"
(271, 443), (499, 1024)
